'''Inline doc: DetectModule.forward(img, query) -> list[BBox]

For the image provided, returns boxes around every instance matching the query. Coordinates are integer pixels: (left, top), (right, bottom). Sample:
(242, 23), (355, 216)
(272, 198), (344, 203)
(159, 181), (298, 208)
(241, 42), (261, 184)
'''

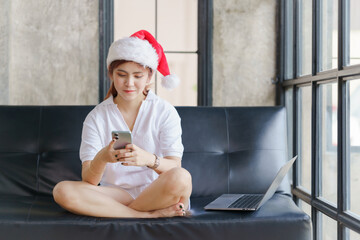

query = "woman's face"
(110, 61), (152, 102)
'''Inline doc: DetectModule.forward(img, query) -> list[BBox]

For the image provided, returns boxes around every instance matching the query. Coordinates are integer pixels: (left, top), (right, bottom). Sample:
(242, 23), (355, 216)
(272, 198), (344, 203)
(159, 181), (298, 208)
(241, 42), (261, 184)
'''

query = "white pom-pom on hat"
(107, 30), (180, 90)
(161, 74), (180, 90)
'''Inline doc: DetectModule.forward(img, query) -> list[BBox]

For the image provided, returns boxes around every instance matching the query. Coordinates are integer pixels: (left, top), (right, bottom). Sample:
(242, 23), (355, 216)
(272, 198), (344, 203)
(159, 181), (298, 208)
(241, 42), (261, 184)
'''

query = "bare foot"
(150, 203), (186, 218)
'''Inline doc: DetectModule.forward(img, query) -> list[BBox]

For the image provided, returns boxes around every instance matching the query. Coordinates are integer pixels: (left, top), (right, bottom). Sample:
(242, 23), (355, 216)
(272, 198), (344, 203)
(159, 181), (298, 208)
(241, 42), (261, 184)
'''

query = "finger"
(121, 160), (136, 166)
(125, 144), (134, 150)
(116, 149), (128, 155)
(124, 151), (136, 158)
(109, 139), (116, 149)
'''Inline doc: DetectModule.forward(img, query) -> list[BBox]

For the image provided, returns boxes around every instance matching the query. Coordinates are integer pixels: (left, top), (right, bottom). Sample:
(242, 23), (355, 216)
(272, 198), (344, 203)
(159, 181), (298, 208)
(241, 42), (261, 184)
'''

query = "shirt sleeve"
(159, 106), (184, 158)
(79, 114), (103, 163)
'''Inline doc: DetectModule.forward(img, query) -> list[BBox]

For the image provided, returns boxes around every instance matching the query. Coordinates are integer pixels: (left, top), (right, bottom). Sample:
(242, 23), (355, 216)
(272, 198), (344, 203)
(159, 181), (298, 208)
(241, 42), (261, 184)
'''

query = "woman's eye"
(135, 75), (144, 79)
(118, 74), (126, 77)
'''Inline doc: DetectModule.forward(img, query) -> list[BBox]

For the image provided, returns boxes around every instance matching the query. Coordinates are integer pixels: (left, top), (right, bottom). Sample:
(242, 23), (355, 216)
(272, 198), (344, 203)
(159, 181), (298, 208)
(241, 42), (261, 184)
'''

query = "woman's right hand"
(95, 139), (133, 164)
(96, 139), (124, 163)
(83, 139), (133, 185)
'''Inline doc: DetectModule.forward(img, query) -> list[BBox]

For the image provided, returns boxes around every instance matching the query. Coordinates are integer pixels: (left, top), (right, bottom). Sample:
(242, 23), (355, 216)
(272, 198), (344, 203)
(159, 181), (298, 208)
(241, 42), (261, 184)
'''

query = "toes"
(176, 202), (184, 211)
(175, 209), (185, 216)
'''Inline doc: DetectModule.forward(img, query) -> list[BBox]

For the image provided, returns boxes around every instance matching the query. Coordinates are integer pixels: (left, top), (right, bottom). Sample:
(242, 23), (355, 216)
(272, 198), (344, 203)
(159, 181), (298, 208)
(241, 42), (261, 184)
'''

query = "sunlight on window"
(349, 0), (360, 65)
(321, 0), (338, 71)
(319, 83), (338, 205)
(348, 79), (360, 216)
(298, 86), (312, 192)
(320, 212), (337, 240)
(300, 0), (312, 76)
(114, 0), (198, 106)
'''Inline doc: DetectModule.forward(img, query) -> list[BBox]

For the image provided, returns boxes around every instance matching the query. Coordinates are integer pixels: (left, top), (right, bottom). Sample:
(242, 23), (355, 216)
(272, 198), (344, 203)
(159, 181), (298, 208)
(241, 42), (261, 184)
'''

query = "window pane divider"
(164, 51), (198, 54)
(282, 69), (360, 87)
(292, 187), (312, 204)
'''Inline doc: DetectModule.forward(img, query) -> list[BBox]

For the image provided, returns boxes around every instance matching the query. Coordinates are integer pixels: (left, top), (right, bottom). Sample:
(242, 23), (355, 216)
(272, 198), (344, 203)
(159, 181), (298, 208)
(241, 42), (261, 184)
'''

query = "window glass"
(113, 0), (156, 39)
(285, 87), (294, 184)
(299, 199), (312, 217)
(113, 0), (198, 106)
(349, 0), (360, 65)
(157, 0), (197, 52)
(320, 212), (337, 240)
(348, 228), (360, 240)
(285, 87), (294, 161)
(299, 0), (312, 76)
(284, 0), (294, 80)
(348, 79), (360, 216)
(319, 82), (338, 205)
(156, 53), (197, 106)
(297, 86), (312, 192)
(320, 0), (338, 71)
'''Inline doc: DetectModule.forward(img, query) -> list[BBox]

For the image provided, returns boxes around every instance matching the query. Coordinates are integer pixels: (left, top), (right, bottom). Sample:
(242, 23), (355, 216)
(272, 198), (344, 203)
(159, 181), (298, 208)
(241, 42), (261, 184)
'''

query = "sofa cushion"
(0, 194), (311, 240)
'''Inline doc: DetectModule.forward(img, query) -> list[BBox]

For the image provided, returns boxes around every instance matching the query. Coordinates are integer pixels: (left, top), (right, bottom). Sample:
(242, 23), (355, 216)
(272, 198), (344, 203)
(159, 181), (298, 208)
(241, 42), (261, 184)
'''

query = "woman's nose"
(125, 77), (135, 86)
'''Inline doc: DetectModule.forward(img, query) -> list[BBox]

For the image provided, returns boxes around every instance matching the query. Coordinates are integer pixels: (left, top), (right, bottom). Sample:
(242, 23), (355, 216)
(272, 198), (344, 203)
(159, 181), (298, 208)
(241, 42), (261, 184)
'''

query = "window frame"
(98, 0), (213, 106)
(279, 0), (360, 239)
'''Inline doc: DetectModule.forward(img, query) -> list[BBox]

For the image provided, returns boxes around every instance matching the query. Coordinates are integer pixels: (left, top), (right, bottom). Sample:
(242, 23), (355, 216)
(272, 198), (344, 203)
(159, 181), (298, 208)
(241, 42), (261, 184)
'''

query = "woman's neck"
(113, 94), (145, 113)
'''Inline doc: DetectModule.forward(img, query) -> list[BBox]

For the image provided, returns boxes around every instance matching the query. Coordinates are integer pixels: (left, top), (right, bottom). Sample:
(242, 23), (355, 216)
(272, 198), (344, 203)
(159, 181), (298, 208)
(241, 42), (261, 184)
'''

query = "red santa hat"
(106, 30), (180, 90)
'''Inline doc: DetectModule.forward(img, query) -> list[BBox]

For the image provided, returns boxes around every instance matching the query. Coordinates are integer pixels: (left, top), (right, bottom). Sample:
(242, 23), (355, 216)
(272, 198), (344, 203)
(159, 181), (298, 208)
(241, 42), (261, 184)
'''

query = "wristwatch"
(148, 154), (160, 169)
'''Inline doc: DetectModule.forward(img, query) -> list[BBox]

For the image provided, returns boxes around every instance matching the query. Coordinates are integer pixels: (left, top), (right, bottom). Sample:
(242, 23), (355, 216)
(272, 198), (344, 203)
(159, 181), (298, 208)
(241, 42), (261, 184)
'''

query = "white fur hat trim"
(161, 74), (180, 90)
(106, 37), (158, 70)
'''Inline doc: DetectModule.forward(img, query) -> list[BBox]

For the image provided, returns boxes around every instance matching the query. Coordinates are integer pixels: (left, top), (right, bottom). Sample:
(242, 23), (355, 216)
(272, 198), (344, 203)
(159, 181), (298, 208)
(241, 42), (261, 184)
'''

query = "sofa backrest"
(0, 106), (290, 197)
(177, 107), (290, 197)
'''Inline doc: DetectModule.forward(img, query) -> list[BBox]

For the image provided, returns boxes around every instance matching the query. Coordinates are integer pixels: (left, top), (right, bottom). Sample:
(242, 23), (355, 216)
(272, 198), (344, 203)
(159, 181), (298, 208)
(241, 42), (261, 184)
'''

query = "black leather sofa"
(0, 106), (311, 240)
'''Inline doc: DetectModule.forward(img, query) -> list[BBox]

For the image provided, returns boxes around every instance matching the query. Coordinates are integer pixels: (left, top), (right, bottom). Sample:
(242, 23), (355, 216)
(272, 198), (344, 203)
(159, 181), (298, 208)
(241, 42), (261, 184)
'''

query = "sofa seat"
(0, 193), (310, 240)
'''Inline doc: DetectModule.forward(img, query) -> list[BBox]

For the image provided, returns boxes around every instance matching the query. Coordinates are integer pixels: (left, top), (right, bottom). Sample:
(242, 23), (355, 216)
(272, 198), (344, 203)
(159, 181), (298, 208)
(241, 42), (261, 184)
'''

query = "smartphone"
(111, 131), (132, 150)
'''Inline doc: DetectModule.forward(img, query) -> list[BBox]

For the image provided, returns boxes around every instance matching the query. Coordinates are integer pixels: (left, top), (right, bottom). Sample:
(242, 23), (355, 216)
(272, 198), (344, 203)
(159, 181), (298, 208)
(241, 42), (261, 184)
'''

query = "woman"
(53, 30), (192, 218)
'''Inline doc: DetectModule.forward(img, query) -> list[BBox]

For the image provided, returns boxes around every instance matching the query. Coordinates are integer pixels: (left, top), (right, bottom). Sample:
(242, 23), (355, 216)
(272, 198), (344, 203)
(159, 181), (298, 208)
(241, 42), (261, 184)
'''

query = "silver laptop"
(204, 156), (297, 211)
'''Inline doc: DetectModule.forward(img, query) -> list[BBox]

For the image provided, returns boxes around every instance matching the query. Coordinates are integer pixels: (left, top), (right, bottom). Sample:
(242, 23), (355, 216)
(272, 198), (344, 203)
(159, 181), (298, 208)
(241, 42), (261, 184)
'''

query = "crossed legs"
(52, 167), (192, 218)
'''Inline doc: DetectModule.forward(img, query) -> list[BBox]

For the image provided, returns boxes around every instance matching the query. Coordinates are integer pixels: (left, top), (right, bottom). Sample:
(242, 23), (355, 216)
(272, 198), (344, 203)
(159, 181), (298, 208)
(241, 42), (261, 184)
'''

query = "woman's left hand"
(119, 144), (154, 167)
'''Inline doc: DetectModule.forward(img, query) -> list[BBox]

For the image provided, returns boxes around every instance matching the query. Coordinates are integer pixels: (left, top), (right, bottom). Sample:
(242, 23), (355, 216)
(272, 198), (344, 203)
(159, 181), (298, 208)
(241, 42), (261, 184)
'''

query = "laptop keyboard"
(228, 195), (264, 209)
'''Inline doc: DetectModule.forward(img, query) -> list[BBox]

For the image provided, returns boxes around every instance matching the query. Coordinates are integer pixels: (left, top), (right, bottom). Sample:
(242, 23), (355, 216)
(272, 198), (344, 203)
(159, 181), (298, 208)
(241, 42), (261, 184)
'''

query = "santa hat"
(106, 30), (180, 90)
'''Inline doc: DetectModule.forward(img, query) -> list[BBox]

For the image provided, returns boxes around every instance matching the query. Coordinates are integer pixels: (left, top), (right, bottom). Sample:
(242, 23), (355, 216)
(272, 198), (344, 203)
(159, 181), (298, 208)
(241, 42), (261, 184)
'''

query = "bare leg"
(128, 167), (192, 212)
(52, 181), (184, 218)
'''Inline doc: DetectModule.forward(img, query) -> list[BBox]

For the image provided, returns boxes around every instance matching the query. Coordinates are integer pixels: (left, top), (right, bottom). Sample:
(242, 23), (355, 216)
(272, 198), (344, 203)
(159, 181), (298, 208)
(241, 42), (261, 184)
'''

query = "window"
(319, 82), (338, 205)
(113, 0), (197, 106)
(280, 0), (360, 239)
(320, 0), (338, 71)
(99, 0), (213, 106)
(298, 0), (313, 76)
(348, 1), (360, 66)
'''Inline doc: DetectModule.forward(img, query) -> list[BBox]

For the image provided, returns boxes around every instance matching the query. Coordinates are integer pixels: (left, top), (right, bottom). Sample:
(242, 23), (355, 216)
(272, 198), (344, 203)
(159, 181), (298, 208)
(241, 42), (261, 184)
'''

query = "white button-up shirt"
(79, 90), (184, 191)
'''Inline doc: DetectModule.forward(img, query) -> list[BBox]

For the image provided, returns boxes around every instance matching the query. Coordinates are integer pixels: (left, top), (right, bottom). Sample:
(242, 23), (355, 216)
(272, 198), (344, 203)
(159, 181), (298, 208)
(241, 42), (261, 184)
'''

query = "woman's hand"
(143, 82), (154, 96)
(94, 139), (125, 163)
(118, 144), (154, 167)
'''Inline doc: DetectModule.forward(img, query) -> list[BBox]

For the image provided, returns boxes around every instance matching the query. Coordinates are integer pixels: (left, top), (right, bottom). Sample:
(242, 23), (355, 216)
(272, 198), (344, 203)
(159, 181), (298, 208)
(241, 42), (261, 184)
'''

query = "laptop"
(204, 156), (297, 211)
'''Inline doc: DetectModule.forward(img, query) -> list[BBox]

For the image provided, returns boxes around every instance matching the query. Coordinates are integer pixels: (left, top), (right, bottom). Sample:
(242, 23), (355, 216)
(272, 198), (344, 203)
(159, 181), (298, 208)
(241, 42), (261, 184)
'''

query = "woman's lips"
(124, 90), (135, 93)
